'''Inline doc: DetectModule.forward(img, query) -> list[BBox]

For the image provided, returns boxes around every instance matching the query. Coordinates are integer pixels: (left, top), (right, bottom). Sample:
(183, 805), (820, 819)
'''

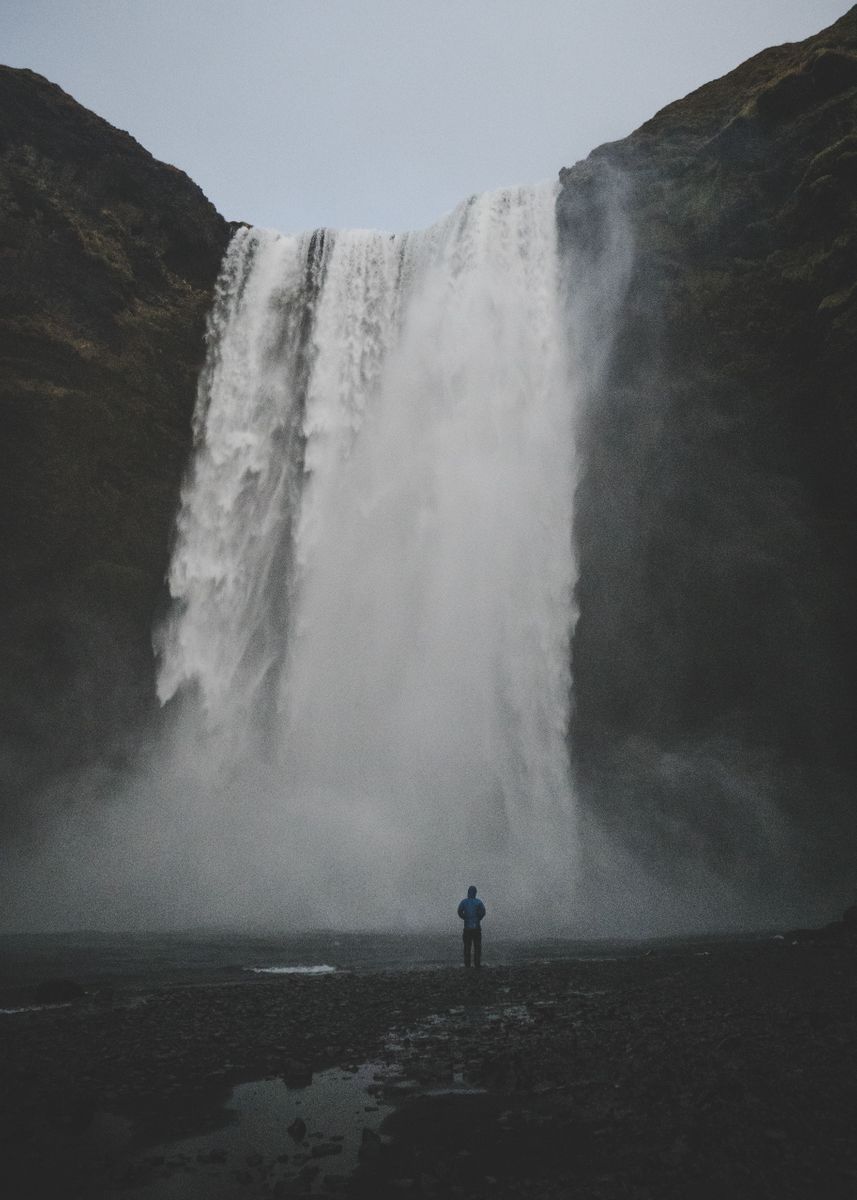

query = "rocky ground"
(2, 940), (857, 1198)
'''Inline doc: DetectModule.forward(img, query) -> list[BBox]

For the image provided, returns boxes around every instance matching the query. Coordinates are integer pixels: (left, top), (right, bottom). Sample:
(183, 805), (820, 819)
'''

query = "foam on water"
(249, 965), (337, 976)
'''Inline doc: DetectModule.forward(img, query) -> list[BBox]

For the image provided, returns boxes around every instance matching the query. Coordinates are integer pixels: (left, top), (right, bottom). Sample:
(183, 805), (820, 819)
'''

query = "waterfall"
(156, 182), (581, 927)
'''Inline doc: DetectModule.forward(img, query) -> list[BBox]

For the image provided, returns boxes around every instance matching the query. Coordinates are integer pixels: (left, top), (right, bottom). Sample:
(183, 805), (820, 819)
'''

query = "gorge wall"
(0, 67), (231, 813)
(560, 5), (857, 902)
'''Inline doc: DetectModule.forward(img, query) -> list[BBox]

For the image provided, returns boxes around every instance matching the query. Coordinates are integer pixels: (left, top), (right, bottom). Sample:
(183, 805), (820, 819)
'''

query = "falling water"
(156, 183), (581, 927)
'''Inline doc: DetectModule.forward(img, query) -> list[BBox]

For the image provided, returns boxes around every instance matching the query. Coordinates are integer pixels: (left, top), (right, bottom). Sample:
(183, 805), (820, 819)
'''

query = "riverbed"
(2, 939), (856, 1197)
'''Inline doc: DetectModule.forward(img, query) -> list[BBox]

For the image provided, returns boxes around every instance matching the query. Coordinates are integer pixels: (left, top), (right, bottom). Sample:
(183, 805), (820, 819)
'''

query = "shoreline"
(0, 926), (784, 995)
(3, 941), (857, 1197)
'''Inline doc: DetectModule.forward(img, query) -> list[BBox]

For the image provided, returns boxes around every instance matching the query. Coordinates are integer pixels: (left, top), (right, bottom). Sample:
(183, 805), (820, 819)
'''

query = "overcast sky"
(2, 1), (850, 233)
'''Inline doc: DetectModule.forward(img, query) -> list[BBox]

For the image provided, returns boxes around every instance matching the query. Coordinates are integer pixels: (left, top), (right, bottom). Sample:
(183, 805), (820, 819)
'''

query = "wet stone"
(311, 1141), (344, 1158)
(359, 1126), (382, 1163)
(198, 1148), (228, 1163)
(283, 1060), (313, 1087)
(288, 1116), (307, 1142)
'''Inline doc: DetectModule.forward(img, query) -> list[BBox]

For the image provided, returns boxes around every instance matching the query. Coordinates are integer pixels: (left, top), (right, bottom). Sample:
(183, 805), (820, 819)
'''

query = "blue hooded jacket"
(457, 886), (486, 929)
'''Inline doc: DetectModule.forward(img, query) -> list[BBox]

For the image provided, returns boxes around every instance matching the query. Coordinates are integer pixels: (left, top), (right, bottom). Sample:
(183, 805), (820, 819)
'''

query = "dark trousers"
(463, 928), (482, 968)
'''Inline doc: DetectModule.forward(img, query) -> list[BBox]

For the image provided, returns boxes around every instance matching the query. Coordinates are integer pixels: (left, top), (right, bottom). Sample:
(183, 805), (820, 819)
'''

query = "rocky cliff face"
(560, 6), (857, 905)
(0, 68), (231, 814)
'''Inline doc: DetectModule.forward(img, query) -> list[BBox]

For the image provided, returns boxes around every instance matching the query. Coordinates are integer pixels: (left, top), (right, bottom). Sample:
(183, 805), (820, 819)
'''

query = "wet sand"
(3, 941), (857, 1198)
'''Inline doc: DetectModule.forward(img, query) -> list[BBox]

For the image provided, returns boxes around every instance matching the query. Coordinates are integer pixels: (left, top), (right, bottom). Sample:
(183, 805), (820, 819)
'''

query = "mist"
(4, 182), (598, 936)
(2, 160), (846, 940)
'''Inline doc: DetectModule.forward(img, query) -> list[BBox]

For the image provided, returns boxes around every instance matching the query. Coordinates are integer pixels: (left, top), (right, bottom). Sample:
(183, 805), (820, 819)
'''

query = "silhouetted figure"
(457, 885), (486, 968)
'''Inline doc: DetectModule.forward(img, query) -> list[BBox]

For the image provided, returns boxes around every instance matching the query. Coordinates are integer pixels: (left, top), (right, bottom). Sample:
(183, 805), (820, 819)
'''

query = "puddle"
(90, 1002), (535, 1195)
(109, 1062), (396, 1197)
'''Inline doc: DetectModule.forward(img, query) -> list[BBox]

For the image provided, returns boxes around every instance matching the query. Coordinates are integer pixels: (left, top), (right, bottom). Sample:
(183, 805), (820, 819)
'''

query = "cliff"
(560, 6), (857, 903)
(0, 68), (231, 811)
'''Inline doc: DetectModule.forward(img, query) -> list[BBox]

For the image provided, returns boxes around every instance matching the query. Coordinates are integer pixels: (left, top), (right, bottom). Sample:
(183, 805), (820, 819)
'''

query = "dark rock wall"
(0, 68), (231, 815)
(560, 7), (857, 905)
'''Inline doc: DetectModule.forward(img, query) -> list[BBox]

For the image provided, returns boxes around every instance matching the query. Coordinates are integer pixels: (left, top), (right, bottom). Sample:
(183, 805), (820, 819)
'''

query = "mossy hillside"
(560, 6), (857, 901)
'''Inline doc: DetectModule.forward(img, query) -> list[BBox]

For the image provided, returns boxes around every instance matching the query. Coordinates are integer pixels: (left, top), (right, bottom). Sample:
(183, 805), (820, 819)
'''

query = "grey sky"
(2, 1), (850, 234)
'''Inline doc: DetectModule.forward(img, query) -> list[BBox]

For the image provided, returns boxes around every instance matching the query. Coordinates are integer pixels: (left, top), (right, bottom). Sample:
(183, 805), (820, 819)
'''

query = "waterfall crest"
(156, 182), (580, 925)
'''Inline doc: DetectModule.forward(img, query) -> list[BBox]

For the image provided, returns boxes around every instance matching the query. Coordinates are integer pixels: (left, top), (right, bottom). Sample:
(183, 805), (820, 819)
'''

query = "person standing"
(457, 885), (486, 968)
